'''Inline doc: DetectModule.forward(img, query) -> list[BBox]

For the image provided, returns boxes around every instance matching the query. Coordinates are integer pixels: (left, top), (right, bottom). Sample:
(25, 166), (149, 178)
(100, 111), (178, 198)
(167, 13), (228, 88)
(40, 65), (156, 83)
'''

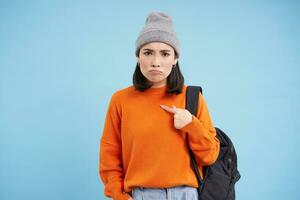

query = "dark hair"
(132, 61), (184, 95)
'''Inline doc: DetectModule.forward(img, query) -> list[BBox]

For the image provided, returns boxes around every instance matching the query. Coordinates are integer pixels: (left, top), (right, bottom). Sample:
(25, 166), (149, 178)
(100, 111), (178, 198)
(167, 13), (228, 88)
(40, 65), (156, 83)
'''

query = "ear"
(174, 58), (178, 65)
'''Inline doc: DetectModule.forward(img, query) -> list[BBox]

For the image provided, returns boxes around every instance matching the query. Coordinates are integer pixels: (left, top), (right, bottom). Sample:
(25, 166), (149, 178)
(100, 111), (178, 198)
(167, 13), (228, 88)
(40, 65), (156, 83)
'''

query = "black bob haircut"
(132, 60), (185, 95)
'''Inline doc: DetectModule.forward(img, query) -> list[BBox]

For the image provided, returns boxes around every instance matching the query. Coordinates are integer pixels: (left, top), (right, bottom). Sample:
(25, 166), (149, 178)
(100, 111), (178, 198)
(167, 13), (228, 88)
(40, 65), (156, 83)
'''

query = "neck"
(151, 81), (167, 88)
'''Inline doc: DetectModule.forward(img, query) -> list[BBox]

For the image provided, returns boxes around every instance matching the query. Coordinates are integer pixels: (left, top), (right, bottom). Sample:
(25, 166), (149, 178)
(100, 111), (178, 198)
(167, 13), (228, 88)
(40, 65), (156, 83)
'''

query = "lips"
(149, 70), (162, 74)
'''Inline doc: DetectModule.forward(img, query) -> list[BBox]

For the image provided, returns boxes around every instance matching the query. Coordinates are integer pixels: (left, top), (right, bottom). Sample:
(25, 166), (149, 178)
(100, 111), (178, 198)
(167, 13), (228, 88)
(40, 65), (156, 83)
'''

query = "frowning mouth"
(149, 70), (162, 74)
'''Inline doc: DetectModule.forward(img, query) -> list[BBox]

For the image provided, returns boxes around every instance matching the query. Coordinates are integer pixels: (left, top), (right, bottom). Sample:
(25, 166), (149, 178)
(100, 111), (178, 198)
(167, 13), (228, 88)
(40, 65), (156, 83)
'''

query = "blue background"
(1, 1), (299, 199)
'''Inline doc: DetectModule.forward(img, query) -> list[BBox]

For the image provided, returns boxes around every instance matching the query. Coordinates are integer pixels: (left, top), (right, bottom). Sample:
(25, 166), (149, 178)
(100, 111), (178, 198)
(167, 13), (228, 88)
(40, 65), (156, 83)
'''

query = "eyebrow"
(142, 49), (171, 52)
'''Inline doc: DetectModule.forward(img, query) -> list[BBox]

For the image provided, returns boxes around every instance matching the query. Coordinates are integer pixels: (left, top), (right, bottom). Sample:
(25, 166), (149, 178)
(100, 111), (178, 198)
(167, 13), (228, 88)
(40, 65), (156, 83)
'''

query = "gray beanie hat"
(135, 11), (180, 57)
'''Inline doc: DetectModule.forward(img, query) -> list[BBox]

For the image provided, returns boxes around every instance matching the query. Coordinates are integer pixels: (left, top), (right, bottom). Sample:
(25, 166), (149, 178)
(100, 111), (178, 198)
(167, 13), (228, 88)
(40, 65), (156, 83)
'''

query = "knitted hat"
(135, 11), (180, 57)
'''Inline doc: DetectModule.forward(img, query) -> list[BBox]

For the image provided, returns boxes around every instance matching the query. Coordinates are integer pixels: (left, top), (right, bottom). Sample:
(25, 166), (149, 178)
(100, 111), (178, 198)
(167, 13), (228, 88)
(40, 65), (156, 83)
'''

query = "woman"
(99, 11), (220, 200)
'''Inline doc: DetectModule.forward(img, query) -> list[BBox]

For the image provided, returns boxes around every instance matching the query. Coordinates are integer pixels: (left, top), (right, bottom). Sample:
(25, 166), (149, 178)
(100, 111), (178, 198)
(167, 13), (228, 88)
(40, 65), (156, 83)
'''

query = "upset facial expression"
(137, 42), (178, 88)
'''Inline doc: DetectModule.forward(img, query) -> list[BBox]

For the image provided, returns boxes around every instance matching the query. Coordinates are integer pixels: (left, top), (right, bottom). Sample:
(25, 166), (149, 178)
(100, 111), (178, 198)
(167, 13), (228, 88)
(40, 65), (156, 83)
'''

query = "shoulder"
(110, 85), (136, 101)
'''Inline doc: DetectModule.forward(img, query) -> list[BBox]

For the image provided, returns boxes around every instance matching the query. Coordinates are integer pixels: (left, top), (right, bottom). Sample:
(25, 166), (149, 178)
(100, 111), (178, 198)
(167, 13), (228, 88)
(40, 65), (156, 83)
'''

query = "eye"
(143, 52), (151, 56)
(162, 53), (170, 57)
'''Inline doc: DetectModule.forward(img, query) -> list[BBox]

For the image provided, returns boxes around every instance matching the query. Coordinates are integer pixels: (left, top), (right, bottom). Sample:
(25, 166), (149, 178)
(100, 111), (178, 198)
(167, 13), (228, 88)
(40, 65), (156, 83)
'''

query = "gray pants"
(132, 185), (198, 200)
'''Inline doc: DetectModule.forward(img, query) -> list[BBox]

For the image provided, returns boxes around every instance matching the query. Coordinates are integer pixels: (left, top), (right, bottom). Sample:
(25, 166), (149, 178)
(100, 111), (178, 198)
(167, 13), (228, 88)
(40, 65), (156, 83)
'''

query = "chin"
(149, 79), (164, 83)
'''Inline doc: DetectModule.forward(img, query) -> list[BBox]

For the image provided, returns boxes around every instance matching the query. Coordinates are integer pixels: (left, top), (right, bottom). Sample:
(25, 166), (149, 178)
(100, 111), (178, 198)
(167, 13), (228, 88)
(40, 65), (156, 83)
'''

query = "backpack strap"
(186, 86), (202, 116)
(185, 85), (204, 198)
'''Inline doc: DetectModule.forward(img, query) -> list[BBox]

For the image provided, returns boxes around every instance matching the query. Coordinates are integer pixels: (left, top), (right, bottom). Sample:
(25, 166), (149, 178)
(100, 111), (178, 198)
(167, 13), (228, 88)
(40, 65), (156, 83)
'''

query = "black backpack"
(185, 86), (241, 200)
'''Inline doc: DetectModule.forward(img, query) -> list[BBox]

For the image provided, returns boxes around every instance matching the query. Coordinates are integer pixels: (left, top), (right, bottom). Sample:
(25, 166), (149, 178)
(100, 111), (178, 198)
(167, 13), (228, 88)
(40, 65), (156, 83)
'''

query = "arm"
(99, 94), (131, 200)
(180, 92), (220, 166)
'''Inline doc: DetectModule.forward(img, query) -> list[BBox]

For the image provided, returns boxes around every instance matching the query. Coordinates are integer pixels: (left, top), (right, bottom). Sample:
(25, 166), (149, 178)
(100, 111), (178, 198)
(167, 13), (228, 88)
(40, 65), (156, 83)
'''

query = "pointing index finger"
(160, 105), (177, 114)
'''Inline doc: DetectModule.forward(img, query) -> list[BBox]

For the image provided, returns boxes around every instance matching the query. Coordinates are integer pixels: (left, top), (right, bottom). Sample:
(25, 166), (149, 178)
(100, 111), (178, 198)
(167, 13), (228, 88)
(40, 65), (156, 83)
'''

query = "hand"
(160, 105), (193, 129)
(128, 198), (133, 200)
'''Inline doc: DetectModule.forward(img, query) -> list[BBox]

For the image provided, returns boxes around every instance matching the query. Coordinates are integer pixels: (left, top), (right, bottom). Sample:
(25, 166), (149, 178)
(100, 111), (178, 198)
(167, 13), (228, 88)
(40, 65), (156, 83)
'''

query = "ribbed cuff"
(181, 115), (203, 135)
(113, 191), (132, 200)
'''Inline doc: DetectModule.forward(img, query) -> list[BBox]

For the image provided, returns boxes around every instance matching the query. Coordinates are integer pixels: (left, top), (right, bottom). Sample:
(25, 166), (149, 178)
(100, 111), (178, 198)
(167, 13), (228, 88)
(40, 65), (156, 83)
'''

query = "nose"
(151, 55), (160, 68)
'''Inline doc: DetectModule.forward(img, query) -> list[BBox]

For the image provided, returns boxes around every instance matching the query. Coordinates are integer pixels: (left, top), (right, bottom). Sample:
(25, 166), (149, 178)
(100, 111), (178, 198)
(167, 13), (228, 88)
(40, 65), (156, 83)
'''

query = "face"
(137, 42), (178, 88)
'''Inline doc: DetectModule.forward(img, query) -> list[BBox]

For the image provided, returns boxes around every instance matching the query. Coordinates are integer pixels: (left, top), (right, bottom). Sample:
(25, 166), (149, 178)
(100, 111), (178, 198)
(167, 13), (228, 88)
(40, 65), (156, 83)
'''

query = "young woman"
(99, 11), (220, 200)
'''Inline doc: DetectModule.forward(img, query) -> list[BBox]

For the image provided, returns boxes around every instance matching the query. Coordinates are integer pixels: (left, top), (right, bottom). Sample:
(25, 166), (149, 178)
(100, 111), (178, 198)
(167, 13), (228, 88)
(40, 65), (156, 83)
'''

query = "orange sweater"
(99, 85), (220, 200)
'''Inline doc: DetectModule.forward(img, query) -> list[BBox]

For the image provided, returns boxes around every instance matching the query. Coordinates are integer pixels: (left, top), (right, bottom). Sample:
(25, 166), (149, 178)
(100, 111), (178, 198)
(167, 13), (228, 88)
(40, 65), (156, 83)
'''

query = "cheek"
(139, 63), (148, 74)
(139, 59), (150, 67)
(139, 65), (150, 79)
(139, 58), (149, 68)
(164, 66), (173, 76)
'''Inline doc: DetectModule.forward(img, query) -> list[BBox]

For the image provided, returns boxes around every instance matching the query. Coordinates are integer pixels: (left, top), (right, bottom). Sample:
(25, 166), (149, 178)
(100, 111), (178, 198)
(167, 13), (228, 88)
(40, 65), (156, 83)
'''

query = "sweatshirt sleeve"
(99, 94), (131, 200)
(180, 92), (220, 166)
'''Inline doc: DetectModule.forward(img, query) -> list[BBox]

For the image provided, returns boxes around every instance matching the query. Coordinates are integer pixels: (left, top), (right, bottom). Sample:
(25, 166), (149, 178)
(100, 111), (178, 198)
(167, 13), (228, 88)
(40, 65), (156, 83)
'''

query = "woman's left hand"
(160, 105), (193, 129)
